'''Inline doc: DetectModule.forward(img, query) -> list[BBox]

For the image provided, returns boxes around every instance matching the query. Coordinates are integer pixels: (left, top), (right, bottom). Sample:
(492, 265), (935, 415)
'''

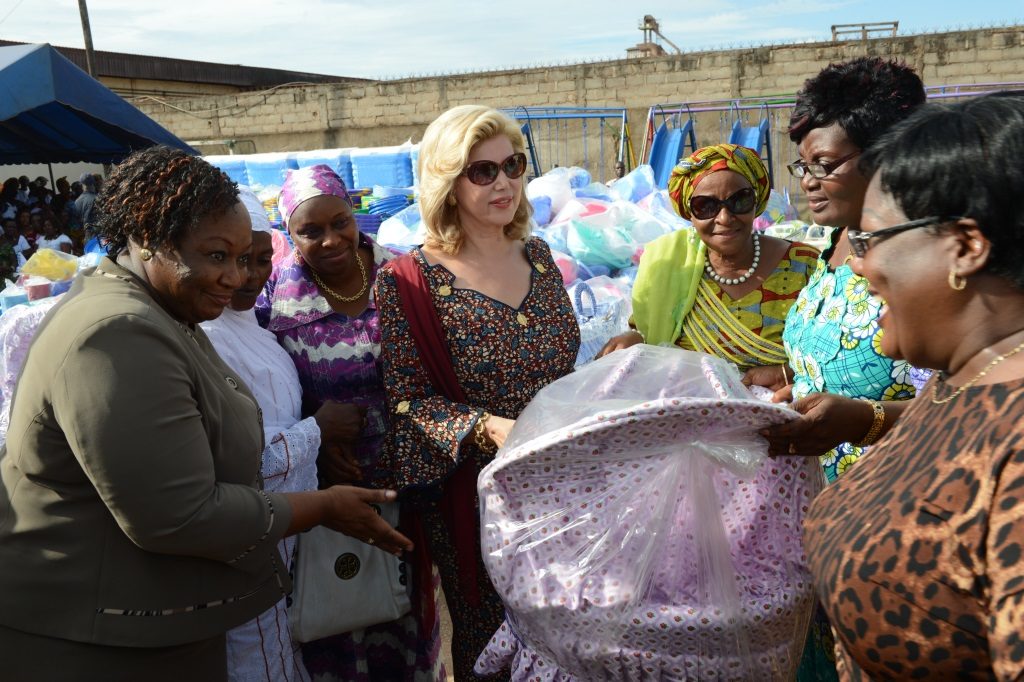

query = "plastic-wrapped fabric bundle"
(476, 345), (821, 681)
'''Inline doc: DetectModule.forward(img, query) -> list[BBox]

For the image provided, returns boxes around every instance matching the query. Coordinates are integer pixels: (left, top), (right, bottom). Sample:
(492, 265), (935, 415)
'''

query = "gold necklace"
(931, 338), (1024, 404)
(308, 251), (368, 303)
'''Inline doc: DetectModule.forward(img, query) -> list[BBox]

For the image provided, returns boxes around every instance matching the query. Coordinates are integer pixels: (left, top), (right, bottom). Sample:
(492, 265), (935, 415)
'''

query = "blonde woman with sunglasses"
(597, 143), (820, 373)
(374, 105), (580, 681)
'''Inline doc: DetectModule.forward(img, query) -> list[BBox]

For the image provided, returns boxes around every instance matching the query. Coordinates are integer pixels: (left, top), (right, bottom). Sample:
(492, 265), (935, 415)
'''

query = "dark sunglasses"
(847, 216), (963, 258)
(462, 153), (528, 186)
(787, 150), (861, 180)
(689, 187), (756, 220)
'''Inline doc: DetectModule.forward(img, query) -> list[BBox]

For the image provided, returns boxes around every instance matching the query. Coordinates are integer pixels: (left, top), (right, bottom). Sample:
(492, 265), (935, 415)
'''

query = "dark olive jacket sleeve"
(0, 261), (291, 647)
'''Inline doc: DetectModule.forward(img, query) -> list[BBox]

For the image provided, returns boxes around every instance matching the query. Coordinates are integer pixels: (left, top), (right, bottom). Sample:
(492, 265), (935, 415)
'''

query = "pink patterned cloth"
(277, 164), (350, 228)
(0, 297), (62, 446)
(475, 347), (822, 681)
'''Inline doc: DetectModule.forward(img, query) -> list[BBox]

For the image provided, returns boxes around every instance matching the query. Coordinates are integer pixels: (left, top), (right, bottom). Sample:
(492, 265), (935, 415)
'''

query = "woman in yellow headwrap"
(598, 144), (819, 371)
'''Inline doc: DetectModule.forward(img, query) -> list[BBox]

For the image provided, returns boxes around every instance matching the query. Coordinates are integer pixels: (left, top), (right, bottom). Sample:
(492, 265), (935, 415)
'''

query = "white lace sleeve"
(260, 416), (320, 494)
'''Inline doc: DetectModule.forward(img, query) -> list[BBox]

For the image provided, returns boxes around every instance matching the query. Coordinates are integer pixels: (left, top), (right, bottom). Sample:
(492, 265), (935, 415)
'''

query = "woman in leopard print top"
(805, 93), (1024, 679)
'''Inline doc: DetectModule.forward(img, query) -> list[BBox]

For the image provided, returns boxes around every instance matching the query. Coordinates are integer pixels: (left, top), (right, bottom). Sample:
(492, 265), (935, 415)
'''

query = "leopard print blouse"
(804, 374), (1024, 680)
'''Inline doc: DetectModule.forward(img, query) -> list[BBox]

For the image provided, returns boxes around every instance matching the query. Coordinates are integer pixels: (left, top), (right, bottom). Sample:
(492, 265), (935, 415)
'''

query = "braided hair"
(788, 57), (926, 149)
(95, 146), (238, 255)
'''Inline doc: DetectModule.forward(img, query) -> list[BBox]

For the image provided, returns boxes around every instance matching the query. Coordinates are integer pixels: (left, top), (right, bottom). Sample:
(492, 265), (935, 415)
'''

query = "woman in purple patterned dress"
(255, 165), (443, 682)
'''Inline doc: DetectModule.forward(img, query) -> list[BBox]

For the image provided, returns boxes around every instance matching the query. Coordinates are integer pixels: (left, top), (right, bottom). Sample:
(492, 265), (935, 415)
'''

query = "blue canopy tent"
(0, 43), (195, 166)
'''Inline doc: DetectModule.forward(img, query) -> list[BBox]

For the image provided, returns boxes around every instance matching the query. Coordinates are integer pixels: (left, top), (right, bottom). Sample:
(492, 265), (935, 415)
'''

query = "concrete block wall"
(136, 26), (1024, 182)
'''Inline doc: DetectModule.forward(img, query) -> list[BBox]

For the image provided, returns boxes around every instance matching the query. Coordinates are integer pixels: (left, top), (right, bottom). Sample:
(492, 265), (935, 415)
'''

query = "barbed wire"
(374, 20), (1021, 81)
(133, 20), (1023, 112)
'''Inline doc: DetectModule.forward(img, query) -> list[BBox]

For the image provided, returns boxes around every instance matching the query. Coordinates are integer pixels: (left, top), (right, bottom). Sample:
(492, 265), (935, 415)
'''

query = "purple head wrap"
(277, 164), (351, 228)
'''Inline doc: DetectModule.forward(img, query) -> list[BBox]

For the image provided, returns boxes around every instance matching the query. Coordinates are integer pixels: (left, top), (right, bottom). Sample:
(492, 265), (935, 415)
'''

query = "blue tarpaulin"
(0, 43), (195, 164)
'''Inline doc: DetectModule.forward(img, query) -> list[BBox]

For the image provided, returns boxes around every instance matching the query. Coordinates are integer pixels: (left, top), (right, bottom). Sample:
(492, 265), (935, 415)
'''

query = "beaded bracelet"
(854, 400), (886, 447)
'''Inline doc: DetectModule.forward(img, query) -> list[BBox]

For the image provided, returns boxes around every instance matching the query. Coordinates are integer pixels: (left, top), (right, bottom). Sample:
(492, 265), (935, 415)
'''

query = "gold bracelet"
(474, 412), (496, 453)
(854, 400), (886, 447)
(780, 365), (790, 386)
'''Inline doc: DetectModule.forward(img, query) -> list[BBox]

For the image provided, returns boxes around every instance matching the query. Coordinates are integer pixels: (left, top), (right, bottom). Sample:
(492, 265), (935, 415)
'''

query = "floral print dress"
(782, 238), (917, 484)
(375, 237), (580, 681)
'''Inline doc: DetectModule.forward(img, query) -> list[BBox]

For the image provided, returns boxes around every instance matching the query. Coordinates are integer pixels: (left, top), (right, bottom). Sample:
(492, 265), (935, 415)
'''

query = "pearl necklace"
(704, 232), (760, 285)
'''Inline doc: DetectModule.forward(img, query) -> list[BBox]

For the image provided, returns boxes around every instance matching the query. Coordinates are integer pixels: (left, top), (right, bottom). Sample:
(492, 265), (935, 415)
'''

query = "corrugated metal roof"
(0, 39), (369, 88)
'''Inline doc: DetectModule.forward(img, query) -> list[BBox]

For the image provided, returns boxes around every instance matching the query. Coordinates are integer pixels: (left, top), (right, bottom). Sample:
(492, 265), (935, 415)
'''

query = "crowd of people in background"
(0, 171), (101, 276)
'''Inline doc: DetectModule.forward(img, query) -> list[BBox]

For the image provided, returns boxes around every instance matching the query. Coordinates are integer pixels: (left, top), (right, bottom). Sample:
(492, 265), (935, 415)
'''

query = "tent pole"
(47, 163), (55, 189)
(78, 0), (97, 78)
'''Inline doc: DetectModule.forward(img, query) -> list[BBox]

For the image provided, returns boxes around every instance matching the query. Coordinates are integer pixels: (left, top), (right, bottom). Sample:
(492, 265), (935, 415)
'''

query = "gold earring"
(948, 269), (967, 291)
(139, 247), (153, 261)
(446, 194), (457, 207)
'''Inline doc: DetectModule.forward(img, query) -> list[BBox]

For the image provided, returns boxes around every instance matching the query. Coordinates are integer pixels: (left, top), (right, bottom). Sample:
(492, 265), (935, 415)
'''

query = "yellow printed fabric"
(674, 242), (820, 370)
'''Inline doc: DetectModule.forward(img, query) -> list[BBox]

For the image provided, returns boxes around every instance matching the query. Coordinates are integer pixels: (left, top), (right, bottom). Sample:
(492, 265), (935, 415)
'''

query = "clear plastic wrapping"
(478, 345), (822, 681)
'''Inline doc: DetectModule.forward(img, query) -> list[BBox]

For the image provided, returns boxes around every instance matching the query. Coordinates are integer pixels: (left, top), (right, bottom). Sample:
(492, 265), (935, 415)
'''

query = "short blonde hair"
(418, 105), (532, 254)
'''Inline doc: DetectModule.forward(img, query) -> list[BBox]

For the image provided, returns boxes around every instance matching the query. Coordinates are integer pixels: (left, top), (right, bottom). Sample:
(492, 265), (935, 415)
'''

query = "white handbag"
(288, 501), (411, 642)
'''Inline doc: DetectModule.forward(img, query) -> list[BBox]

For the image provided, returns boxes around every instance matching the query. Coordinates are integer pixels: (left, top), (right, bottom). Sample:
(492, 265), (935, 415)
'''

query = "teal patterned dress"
(782, 232), (915, 484)
(781, 229), (917, 681)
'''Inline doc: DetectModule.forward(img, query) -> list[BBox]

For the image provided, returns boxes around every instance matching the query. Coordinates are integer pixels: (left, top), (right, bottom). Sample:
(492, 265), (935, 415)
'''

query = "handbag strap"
(387, 252), (483, 619)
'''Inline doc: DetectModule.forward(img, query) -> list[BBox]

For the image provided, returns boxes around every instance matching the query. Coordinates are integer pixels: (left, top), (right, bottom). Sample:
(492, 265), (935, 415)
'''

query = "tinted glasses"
(847, 216), (962, 258)
(689, 187), (756, 220)
(787, 150), (861, 179)
(462, 153), (528, 186)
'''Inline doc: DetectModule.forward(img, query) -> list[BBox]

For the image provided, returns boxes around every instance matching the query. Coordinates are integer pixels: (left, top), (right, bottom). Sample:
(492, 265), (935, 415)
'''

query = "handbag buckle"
(334, 553), (361, 580)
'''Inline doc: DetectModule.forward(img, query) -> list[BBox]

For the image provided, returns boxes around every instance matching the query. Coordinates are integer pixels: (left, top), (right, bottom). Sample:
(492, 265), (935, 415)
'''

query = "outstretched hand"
(741, 364), (791, 393)
(321, 486), (413, 556)
(595, 330), (644, 360)
(759, 392), (873, 457)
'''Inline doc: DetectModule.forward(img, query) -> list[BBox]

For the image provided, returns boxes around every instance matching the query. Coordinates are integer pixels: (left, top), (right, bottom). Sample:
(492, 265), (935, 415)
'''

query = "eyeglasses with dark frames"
(462, 153), (528, 186)
(847, 216), (963, 258)
(787, 150), (861, 180)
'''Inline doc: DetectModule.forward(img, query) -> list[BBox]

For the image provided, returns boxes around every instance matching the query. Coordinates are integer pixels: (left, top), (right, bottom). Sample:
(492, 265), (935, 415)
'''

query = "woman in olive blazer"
(0, 147), (411, 682)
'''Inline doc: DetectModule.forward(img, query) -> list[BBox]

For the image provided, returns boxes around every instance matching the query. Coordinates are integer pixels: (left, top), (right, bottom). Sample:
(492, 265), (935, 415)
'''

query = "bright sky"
(1, 0), (1021, 80)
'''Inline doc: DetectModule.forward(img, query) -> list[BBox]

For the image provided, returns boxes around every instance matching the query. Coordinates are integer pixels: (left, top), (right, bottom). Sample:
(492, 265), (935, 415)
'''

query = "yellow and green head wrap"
(667, 144), (771, 220)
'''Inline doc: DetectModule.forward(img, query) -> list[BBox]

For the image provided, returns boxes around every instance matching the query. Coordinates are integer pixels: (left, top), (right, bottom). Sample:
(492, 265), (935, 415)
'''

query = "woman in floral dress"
(746, 57), (932, 681)
(375, 105), (580, 681)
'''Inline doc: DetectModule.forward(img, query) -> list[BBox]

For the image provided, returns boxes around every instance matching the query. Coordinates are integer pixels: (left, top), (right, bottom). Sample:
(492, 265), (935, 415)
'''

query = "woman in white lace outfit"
(202, 188), (358, 682)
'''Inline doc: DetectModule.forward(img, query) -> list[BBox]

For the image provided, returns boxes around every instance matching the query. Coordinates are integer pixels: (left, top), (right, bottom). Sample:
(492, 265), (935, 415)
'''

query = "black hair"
(788, 57), (926, 148)
(860, 92), (1024, 288)
(95, 146), (238, 255)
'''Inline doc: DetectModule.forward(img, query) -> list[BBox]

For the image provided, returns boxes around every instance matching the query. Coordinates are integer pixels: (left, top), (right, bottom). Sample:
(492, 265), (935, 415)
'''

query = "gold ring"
(788, 443), (797, 455)
(366, 537), (375, 545)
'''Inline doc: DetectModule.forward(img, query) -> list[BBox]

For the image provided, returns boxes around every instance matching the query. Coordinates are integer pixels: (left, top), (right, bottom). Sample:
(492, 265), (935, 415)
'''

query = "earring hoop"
(139, 247), (153, 261)
(948, 269), (967, 291)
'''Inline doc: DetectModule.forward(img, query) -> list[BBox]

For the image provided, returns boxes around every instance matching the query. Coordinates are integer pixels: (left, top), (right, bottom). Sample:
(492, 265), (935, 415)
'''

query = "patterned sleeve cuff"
(225, 490), (292, 572)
